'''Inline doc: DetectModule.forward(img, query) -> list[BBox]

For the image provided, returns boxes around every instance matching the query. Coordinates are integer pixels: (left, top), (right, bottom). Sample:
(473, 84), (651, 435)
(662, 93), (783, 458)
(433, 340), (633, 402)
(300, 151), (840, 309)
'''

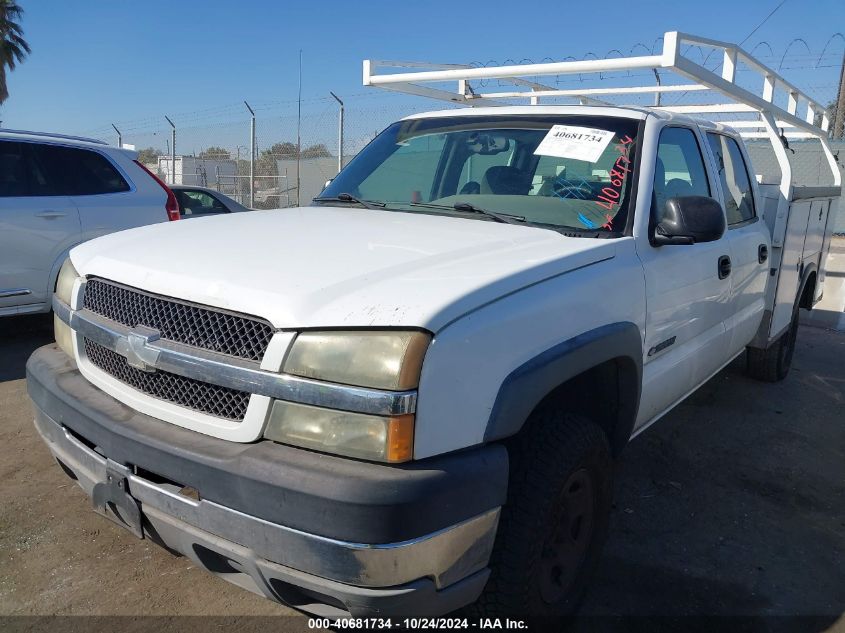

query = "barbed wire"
(87, 32), (844, 140)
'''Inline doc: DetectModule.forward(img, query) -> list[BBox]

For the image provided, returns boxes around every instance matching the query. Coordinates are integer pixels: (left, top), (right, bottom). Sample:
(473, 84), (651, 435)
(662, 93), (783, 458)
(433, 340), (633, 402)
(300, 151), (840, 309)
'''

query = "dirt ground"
(0, 313), (843, 630)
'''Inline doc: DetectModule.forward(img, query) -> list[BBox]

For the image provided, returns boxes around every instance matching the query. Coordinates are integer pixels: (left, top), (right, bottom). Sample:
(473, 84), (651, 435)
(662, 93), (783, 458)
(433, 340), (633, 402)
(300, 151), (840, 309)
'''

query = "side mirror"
(653, 196), (726, 246)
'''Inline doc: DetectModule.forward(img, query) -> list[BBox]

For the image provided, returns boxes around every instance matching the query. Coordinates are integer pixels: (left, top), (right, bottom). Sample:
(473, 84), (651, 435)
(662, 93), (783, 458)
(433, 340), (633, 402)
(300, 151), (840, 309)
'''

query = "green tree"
(198, 146), (230, 159)
(0, 1), (30, 104)
(264, 141), (297, 158)
(256, 152), (278, 178)
(302, 143), (331, 159)
(137, 147), (162, 164)
(255, 142), (294, 178)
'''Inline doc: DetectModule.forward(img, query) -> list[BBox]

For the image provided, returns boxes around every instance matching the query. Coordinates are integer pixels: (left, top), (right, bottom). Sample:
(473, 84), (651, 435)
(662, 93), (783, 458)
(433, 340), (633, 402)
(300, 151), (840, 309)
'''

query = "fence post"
(296, 49), (302, 207)
(111, 123), (122, 148)
(329, 92), (344, 174)
(165, 116), (176, 184)
(244, 101), (256, 207)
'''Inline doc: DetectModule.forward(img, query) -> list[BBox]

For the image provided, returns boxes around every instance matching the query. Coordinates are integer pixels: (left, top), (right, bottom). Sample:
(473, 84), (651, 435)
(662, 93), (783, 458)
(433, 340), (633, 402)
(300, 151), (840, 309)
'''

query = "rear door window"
(0, 140), (49, 197)
(31, 144), (131, 196)
(706, 133), (757, 226)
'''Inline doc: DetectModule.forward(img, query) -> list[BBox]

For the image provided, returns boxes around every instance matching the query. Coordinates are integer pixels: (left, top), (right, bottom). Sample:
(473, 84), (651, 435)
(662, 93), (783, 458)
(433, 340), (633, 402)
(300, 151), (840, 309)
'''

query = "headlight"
(54, 258), (81, 358)
(283, 330), (431, 390)
(269, 330), (430, 462)
(264, 401), (414, 462)
(55, 257), (80, 306)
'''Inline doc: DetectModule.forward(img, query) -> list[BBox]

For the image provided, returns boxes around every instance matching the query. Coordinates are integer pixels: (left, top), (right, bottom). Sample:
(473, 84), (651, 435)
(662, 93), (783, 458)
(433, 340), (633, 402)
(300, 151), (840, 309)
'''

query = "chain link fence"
(85, 93), (454, 209)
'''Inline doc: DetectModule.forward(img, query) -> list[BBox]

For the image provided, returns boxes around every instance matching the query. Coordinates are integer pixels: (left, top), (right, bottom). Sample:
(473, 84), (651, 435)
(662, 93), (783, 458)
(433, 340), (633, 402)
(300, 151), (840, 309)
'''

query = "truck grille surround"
(83, 278), (274, 362)
(80, 278), (273, 422)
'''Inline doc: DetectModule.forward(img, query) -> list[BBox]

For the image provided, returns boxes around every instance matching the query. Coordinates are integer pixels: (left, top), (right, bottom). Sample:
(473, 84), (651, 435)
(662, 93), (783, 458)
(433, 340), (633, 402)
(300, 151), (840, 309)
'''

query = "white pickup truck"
(27, 33), (841, 619)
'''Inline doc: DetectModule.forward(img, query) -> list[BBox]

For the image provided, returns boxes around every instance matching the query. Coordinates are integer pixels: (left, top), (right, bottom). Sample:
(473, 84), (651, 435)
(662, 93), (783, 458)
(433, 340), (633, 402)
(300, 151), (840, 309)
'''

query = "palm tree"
(0, 1), (30, 105)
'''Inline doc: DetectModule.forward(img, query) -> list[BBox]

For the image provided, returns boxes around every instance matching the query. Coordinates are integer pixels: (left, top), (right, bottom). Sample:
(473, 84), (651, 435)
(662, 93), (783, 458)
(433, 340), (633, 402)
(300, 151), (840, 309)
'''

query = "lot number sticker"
(534, 125), (615, 163)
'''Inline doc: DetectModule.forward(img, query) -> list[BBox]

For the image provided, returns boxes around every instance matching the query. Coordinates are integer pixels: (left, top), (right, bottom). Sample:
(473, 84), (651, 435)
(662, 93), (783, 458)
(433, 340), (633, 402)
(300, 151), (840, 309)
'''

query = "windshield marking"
(595, 135), (635, 214)
(534, 124), (616, 162)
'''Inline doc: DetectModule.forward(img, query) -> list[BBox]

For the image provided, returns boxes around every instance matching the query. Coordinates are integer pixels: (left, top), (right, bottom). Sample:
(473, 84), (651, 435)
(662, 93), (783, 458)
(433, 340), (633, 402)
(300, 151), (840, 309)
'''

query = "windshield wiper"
(408, 201), (525, 225)
(313, 192), (386, 209)
(454, 202), (525, 225)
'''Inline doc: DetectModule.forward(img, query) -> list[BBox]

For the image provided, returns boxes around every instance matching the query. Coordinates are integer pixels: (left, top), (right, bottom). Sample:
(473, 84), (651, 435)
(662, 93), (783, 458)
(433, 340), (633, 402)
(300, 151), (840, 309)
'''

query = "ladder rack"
(363, 30), (841, 188)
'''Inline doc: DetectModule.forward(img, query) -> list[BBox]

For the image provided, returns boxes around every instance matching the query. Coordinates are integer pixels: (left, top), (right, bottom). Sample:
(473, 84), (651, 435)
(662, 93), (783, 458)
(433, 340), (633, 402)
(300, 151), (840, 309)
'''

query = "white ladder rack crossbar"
(363, 31), (833, 141)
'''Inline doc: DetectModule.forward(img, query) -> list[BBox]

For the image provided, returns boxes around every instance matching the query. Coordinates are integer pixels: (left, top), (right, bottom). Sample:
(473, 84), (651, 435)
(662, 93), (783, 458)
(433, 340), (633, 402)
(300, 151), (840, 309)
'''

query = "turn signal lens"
(54, 314), (74, 359)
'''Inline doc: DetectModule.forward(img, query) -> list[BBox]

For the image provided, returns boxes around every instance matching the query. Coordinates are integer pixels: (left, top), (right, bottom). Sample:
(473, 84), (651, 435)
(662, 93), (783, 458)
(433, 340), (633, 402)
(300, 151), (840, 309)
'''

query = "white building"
(157, 155), (238, 193)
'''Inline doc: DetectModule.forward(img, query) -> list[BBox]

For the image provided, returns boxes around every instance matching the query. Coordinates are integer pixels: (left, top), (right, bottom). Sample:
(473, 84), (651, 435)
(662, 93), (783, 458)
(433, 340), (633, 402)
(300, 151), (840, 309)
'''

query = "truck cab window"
(321, 115), (640, 234)
(652, 127), (711, 222)
(707, 133), (757, 226)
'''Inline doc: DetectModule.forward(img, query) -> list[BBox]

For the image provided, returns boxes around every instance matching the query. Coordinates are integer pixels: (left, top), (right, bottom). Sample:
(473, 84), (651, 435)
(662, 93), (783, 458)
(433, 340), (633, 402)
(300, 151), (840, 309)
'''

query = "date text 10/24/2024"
(308, 617), (529, 630)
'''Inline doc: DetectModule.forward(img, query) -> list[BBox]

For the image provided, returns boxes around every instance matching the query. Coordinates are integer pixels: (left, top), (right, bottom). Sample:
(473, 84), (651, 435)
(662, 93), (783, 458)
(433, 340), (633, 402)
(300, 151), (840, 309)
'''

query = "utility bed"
(757, 183), (840, 341)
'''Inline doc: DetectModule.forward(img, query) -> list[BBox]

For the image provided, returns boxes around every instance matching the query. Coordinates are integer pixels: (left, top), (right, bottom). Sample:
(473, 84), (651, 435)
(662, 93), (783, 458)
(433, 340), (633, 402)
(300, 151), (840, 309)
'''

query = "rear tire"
(746, 301), (800, 382)
(468, 406), (613, 618)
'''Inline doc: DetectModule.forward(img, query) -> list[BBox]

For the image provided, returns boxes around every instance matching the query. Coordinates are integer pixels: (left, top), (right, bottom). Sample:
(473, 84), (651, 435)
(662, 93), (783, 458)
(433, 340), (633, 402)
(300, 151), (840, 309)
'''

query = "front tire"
(469, 407), (613, 617)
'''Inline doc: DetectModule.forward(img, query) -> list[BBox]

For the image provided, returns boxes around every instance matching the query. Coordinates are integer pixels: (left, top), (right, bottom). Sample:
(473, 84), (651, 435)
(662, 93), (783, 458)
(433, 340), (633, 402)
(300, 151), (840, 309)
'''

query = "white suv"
(0, 130), (179, 317)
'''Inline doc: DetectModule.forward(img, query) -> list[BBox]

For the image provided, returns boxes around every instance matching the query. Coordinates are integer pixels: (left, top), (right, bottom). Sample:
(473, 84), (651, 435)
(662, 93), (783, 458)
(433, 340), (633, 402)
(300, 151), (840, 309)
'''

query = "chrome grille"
(84, 338), (250, 421)
(83, 278), (274, 362)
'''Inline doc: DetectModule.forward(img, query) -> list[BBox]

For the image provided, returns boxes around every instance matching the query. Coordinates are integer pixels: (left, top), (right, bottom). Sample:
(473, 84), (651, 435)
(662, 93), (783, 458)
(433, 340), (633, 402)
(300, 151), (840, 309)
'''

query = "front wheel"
(468, 408), (613, 617)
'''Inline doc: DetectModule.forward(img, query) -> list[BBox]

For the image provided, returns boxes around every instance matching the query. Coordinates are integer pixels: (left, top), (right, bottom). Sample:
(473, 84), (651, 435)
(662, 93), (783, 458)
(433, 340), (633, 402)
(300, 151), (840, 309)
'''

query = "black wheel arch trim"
(799, 261), (818, 309)
(483, 321), (643, 456)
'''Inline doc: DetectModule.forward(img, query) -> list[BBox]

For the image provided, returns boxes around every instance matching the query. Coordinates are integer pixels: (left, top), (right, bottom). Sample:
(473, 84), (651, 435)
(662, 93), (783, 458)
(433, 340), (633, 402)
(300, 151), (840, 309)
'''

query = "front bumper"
(27, 345), (507, 617)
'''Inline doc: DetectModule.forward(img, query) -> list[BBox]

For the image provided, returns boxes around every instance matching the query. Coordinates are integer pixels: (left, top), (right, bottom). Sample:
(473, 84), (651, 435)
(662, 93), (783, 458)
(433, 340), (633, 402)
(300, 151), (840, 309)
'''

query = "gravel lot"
(0, 314), (843, 630)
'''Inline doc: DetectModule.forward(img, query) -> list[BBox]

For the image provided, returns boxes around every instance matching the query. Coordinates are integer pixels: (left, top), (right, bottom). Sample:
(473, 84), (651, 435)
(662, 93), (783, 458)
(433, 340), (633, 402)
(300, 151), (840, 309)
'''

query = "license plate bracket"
(92, 459), (144, 539)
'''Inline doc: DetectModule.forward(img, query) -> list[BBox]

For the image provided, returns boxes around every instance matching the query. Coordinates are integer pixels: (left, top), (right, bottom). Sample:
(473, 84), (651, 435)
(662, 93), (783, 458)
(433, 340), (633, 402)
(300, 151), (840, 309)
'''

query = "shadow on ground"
(0, 314), (52, 382)
(578, 326), (845, 631)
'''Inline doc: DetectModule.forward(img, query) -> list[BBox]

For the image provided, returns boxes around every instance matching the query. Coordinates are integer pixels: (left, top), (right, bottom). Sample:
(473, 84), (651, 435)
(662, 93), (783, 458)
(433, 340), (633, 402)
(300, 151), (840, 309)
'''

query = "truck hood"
(70, 207), (615, 331)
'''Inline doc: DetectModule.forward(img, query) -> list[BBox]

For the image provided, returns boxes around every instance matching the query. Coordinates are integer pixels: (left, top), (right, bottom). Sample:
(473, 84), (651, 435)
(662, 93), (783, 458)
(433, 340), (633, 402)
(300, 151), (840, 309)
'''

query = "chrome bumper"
(34, 406), (498, 598)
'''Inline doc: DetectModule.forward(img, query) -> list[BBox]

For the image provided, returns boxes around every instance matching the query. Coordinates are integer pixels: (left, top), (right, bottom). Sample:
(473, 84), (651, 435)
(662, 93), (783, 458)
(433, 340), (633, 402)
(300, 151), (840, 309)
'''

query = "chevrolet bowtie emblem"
(116, 326), (162, 373)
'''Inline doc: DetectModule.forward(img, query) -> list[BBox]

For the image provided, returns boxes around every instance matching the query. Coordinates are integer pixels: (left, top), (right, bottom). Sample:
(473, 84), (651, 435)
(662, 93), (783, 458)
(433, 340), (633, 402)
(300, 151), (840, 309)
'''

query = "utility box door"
(770, 200), (811, 337)
(803, 199), (830, 263)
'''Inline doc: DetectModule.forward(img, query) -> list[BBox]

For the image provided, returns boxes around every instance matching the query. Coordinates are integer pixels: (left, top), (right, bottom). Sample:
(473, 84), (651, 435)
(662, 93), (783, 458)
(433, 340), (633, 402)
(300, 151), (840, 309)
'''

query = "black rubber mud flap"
(92, 460), (144, 538)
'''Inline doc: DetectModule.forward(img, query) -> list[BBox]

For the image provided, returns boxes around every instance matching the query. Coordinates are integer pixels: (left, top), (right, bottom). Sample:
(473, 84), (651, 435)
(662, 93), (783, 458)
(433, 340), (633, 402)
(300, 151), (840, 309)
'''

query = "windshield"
(318, 114), (641, 234)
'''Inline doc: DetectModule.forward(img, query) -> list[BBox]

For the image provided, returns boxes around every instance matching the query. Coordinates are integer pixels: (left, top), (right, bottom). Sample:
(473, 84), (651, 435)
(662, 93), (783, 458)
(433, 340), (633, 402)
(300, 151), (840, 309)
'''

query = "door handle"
(718, 255), (732, 280)
(758, 244), (768, 264)
(35, 211), (67, 219)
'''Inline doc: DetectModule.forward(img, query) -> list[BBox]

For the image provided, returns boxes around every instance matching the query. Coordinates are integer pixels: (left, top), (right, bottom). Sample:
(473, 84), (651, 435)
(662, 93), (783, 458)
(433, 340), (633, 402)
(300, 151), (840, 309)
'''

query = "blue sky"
(3, 0), (844, 148)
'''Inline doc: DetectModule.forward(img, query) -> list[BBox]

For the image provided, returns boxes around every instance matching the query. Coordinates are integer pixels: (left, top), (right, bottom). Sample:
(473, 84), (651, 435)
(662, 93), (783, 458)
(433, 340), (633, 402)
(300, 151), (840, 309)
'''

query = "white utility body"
(31, 32), (841, 619)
